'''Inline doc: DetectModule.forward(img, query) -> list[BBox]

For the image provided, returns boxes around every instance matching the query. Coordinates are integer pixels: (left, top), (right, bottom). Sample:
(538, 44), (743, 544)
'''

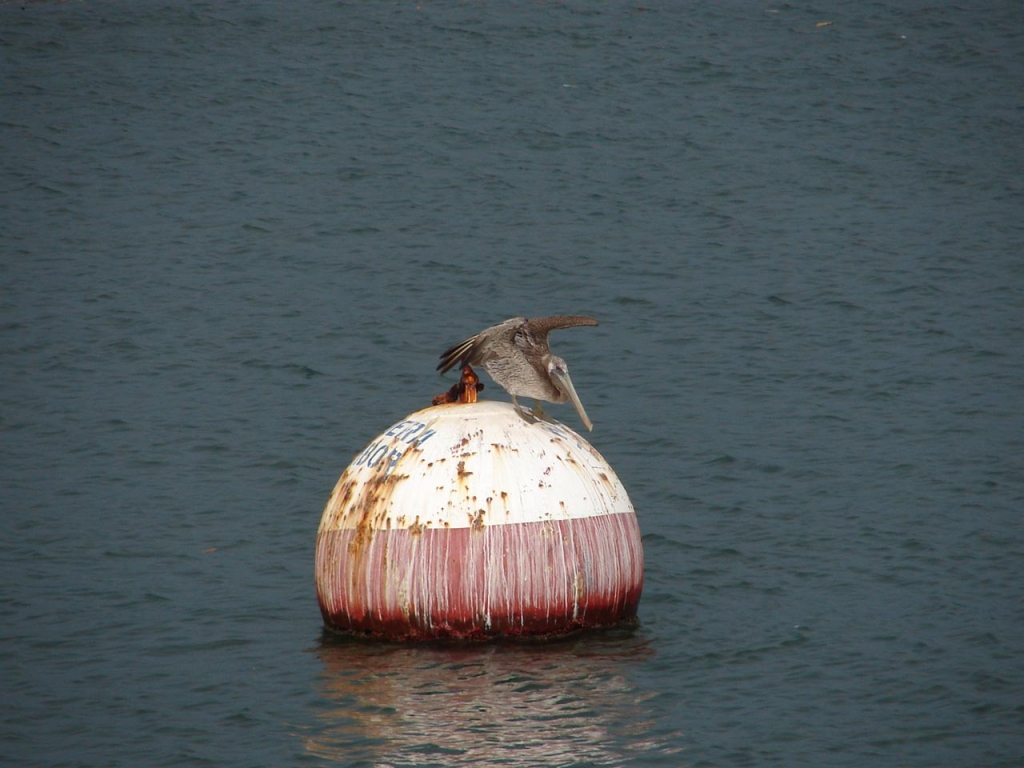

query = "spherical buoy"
(315, 400), (643, 641)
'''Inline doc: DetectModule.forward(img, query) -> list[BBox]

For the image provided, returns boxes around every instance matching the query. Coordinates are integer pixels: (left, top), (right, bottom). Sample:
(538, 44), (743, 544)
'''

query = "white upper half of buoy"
(319, 401), (634, 534)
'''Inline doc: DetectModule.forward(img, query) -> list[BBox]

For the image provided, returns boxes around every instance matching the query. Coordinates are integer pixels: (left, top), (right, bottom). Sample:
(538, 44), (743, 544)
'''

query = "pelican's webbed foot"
(511, 395), (539, 424)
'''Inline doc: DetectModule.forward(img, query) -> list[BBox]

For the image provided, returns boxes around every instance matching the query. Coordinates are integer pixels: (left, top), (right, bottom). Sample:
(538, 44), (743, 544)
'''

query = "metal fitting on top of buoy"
(431, 365), (484, 406)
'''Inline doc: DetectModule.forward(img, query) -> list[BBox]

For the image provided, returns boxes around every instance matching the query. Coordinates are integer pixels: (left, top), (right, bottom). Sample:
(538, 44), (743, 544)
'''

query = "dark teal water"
(3, 2), (1022, 766)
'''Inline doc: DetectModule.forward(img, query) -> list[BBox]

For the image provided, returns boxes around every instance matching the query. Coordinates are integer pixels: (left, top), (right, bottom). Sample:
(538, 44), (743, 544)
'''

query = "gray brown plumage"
(437, 315), (598, 430)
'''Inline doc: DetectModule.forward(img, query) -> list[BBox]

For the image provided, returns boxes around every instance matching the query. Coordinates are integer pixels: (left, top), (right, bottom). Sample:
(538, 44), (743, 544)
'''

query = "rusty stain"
(456, 460), (472, 479)
(335, 478), (356, 507)
(326, 468), (412, 556)
(409, 517), (424, 536)
(469, 508), (486, 531)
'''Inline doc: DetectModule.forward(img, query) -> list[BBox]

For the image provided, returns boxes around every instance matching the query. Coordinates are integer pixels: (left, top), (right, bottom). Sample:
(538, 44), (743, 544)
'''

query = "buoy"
(315, 369), (643, 640)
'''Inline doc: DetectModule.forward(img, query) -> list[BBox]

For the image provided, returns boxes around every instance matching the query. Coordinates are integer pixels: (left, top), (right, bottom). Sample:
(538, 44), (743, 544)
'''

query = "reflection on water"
(307, 628), (682, 767)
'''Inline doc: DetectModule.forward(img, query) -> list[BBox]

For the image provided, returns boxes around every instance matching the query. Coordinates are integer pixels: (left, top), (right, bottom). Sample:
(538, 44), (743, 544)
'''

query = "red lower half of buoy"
(316, 514), (643, 641)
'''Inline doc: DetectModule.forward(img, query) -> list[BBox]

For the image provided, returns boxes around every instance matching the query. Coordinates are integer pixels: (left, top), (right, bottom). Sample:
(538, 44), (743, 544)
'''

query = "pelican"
(437, 315), (598, 430)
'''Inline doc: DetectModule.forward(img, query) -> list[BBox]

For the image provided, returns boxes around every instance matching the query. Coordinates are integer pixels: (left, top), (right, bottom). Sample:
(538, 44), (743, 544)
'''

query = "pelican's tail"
(436, 335), (479, 375)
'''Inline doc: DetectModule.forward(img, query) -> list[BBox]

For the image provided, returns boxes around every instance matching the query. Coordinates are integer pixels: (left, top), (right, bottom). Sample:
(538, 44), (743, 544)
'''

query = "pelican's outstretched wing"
(436, 316), (526, 374)
(515, 315), (598, 352)
(438, 315), (599, 374)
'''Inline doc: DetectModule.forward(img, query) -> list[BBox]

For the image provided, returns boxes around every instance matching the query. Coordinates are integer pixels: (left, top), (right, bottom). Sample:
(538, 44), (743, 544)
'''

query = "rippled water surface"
(3, 2), (1022, 766)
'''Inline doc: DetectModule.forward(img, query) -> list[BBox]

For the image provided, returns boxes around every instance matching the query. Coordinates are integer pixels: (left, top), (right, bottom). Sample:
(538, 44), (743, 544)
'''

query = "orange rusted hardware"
(431, 364), (484, 406)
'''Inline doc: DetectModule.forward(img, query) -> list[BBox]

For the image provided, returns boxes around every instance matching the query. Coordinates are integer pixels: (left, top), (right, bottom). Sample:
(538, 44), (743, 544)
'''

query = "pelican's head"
(547, 356), (593, 431)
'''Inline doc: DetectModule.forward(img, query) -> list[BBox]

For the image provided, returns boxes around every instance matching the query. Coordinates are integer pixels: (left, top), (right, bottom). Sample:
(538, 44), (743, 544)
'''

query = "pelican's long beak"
(551, 369), (593, 431)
